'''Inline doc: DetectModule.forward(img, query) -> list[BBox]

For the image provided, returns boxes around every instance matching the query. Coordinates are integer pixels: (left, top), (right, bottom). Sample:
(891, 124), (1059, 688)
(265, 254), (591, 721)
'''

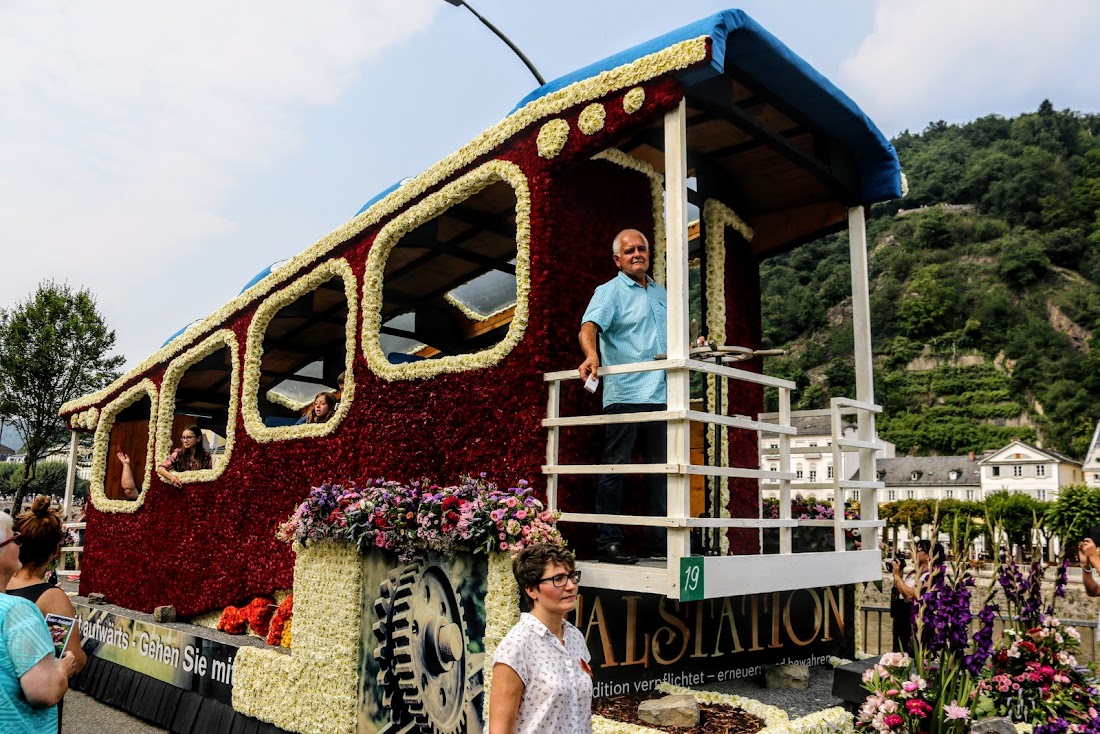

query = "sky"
(1, 0), (1099, 450)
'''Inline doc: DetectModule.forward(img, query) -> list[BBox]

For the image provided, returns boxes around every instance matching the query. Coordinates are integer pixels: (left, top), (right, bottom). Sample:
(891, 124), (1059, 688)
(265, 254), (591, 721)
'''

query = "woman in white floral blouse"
(490, 544), (592, 734)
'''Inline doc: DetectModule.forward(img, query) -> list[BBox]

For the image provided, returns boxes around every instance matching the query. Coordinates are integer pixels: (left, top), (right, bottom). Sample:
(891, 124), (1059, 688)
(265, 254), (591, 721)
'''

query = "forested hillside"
(760, 102), (1100, 458)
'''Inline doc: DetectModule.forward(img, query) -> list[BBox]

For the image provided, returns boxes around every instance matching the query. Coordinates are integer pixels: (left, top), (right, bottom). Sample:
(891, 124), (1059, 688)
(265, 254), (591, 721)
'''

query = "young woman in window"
(156, 425), (212, 487)
(295, 392), (336, 425)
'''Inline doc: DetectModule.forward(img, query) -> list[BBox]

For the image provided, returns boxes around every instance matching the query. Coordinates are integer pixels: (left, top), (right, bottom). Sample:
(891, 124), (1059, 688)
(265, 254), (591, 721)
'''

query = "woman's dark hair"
(14, 495), (63, 569)
(513, 544), (575, 611)
(180, 424), (209, 467)
(930, 542), (946, 568)
(307, 392), (337, 424)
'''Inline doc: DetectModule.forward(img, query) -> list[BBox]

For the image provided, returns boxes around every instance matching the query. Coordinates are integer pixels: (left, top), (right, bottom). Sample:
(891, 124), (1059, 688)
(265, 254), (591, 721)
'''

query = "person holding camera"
(888, 554), (915, 652)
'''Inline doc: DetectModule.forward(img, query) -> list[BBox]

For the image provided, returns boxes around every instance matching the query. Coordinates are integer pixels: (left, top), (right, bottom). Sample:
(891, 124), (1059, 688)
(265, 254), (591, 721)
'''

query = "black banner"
(570, 585), (854, 696)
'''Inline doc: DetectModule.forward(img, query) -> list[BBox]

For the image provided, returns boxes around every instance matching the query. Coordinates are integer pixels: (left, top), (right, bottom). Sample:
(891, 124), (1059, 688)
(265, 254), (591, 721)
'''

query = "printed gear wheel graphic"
(389, 563), (479, 734)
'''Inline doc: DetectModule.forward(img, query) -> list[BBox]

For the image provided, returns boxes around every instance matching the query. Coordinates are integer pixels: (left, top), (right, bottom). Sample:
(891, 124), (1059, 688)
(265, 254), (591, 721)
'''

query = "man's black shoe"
(597, 543), (638, 565)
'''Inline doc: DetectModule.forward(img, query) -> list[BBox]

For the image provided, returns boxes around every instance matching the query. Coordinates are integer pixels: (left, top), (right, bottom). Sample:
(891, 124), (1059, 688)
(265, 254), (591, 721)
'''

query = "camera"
(884, 557), (905, 573)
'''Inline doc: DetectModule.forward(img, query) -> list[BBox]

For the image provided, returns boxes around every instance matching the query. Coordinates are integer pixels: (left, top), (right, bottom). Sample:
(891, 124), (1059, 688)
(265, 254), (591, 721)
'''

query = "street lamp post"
(443, 0), (546, 87)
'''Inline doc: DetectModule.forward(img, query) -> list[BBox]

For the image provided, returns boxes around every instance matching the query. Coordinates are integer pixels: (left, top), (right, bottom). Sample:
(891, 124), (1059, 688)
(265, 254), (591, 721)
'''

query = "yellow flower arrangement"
(592, 149), (667, 285)
(537, 119), (571, 158)
(623, 87), (646, 115)
(241, 258), (357, 443)
(481, 551), (520, 722)
(362, 160), (531, 382)
(232, 541), (363, 734)
(154, 330), (239, 485)
(87, 380), (158, 514)
(61, 36), (708, 418)
(578, 103), (607, 135)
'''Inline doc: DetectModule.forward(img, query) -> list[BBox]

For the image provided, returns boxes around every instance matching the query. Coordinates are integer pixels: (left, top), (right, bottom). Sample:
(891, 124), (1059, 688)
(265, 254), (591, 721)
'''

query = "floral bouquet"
(858, 544), (996, 732)
(277, 474), (563, 559)
(762, 495), (862, 552)
(973, 556), (1100, 729)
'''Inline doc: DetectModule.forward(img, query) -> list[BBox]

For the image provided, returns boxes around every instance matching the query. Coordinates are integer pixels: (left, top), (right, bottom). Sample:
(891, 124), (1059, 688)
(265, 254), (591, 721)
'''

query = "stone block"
(87, 593), (105, 605)
(153, 605), (177, 623)
(971, 718), (1016, 734)
(765, 663), (810, 689)
(637, 694), (700, 728)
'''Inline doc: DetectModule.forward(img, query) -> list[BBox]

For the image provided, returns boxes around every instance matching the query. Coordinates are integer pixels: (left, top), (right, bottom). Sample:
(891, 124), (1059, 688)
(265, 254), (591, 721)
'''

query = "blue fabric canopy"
(511, 9), (901, 205)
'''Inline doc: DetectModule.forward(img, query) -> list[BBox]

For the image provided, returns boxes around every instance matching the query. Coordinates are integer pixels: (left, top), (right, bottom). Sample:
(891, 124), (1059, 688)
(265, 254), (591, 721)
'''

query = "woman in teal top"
(0, 517), (75, 734)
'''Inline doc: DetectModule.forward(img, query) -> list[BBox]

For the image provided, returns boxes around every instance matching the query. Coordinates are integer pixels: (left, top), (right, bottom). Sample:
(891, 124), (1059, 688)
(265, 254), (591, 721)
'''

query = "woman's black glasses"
(538, 571), (581, 588)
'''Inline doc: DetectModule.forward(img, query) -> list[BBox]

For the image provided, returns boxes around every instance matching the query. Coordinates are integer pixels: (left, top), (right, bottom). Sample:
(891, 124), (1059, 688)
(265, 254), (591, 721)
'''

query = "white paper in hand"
(583, 375), (600, 393)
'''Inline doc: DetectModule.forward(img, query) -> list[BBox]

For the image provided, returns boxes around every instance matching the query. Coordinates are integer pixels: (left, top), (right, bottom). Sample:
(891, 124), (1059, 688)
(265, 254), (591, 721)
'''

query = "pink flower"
(500, 542), (510, 551)
(882, 714), (904, 728)
(515, 510), (527, 520)
(943, 701), (969, 721)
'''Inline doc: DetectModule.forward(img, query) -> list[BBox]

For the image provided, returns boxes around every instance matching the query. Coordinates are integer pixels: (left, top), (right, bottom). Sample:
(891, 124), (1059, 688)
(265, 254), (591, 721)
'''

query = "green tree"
(0, 281), (123, 513)
(1044, 484), (1100, 549)
(996, 234), (1050, 288)
(985, 491), (1041, 558)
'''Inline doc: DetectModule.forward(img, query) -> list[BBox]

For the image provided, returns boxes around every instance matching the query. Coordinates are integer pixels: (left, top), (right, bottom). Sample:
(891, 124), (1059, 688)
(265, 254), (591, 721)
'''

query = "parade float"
(59, 9), (903, 733)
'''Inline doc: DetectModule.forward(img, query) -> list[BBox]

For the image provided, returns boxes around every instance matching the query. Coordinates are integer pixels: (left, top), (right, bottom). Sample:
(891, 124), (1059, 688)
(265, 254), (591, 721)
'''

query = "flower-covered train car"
(61, 9), (901, 619)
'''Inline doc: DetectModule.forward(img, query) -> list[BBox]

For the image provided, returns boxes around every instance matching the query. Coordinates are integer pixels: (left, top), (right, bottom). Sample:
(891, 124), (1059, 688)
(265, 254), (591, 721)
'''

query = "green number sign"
(679, 556), (705, 601)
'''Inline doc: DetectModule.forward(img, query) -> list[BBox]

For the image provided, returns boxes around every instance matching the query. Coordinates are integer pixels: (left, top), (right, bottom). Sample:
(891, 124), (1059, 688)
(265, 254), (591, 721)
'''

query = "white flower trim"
(62, 37), (708, 416)
(701, 199), (754, 548)
(363, 160), (531, 382)
(241, 258), (357, 443)
(537, 119), (570, 158)
(900, 171), (909, 198)
(623, 87), (645, 115)
(578, 103), (606, 135)
(155, 330), (239, 485)
(481, 552), (520, 723)
(616, 683), (856, 734)
(263, 389), (310, 413)
(443, 291), (514, 323)
(71, 407), (99, 430)
(592, 149), (667, 286)
(233, 541), (362, 734)
(88, 380), (158, 514)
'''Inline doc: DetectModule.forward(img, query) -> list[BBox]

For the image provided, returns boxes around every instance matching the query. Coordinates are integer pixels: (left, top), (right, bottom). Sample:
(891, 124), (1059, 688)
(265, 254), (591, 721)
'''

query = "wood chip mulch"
(593, 692), (766, 734)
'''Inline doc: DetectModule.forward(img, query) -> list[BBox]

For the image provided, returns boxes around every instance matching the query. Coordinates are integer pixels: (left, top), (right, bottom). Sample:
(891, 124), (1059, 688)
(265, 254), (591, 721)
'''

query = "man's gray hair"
(612, 229), (649, 256)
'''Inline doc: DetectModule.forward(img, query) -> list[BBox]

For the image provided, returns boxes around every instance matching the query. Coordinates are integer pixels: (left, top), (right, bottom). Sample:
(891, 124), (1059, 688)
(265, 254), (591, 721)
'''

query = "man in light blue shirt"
(579, 229), (667, 564)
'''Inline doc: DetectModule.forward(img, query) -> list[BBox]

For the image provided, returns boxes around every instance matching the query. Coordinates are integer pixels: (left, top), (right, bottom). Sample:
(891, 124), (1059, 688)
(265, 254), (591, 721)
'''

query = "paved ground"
(63, 691), (166, 734)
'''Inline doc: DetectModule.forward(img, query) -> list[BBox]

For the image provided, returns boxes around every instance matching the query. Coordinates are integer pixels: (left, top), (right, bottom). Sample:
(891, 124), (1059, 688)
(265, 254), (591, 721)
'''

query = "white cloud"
(839, 0), (1100, 135)
(0, 0), (437, 326)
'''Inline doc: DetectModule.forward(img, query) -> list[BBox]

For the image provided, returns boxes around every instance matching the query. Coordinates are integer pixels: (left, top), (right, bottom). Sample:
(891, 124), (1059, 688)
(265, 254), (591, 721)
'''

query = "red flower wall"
(78, 68), (768, 616)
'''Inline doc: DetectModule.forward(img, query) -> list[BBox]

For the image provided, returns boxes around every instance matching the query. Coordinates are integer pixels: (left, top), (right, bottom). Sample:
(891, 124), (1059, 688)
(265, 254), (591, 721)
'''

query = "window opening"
(374, 178), (519, 366)
(1036, 464), (1045, 477)
(1013, 465), (1023, 477)
(992, 466), (1000, 477)
(103, 395), (153, 502)
(257, 275), (350, 428)
(158, 336), (237, 482)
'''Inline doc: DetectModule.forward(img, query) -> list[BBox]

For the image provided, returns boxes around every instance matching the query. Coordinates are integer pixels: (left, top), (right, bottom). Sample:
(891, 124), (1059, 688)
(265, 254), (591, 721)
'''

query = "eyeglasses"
(181, 434), (197, 441)
(0, 533), (21, 549)
(538, 571), (581, 588)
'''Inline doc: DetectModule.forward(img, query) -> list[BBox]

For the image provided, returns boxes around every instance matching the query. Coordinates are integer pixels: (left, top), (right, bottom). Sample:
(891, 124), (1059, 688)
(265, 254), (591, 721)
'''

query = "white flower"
(536, 118), (570, 158)
(578, 103), (606, 135)
(623, 87), (645, 114)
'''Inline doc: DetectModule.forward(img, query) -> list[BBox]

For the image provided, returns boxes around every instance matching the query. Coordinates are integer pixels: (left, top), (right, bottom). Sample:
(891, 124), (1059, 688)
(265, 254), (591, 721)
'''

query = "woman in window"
(295, 392), (336, 425)
(156, 425), (212, 487)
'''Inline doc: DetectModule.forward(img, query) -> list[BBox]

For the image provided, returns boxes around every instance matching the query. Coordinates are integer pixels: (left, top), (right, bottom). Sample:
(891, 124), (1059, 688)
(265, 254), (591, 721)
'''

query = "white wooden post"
(63, 430), (78, 520)
(664, 99), (692, 565)
(778, 387), (792, 554)
(545, 381), (561, 512)
(848, 206), (879, 552)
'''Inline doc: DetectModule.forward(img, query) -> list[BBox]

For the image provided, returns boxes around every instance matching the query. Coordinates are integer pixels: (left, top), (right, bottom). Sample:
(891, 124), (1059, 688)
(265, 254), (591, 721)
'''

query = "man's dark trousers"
(595, 403), (667, 554)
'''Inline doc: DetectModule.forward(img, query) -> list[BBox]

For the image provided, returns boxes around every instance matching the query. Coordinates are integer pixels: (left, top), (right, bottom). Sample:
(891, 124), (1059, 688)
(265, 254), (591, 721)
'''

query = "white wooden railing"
(543, 357), (887, 600)
(57, 521), (84, 579)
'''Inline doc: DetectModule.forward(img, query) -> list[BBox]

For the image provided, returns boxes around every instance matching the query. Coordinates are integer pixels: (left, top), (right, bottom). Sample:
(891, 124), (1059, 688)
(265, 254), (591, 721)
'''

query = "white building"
(977, 440), (1083, 501)
(760, 415), (895, 502)
(1084, 421), (1100, 488)
(876, 455), (982, 503)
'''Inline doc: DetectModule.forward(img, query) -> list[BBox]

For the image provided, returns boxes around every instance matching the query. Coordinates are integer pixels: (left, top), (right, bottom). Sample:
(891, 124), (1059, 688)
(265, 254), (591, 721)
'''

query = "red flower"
(883, 714), (904, 728)
(266, 595), (293, 646)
